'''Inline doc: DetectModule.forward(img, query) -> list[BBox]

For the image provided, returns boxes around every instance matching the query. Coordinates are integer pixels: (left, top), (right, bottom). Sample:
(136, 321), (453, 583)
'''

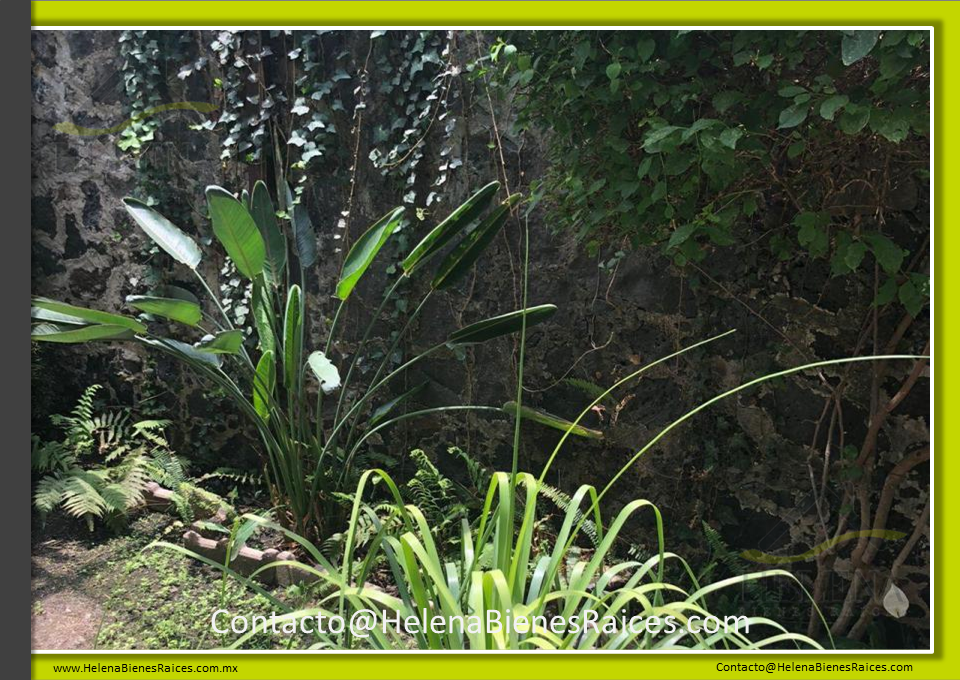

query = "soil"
(31, 510), (313, 650)
(31, 512), (143, 650)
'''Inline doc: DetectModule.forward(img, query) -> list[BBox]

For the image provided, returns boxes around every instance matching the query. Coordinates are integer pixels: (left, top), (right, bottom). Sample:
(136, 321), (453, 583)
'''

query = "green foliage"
(32, 179), (556, 541)
(31, 385), (187, 531)
(488, 30), (929, 315)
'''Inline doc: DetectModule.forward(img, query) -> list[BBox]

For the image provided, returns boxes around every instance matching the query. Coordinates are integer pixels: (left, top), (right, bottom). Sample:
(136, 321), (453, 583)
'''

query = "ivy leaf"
(712, 90), (742, 113)
(606, 62), (622, 81)
(682, 118), (721, 141)
(875, 277), (899, 306)
(864, 232), (905, 274)
(636, 156), (653, 180)
(795, 211), (829, 258)
(842, 31), (880, 66)
(898, 279), (924, 317)
(756, 54), (774, 70)
(778, 85), (807, 98)
(642, 125), (681, 151)
(778, 103), (809, 129)
(719, 127), (744, 149)
(637, 38), (656, 62)
(844, 241), (867, 271)
(819, 94), (849, 120)
(837, 103), (871, 134)
(668, 222), (700, 249)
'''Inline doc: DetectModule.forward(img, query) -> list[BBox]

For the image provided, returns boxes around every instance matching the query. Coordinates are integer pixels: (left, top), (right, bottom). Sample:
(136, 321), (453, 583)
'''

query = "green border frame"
(31, 2), (949, 678)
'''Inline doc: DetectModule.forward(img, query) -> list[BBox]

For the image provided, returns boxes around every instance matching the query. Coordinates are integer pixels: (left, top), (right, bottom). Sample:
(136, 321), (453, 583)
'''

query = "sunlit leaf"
(32, 297), (146, 333)
(126, 295), (202, 326)
(122, 197), (202, 269)
(206, 186), (266, 280)
(336, 207), (404, 300)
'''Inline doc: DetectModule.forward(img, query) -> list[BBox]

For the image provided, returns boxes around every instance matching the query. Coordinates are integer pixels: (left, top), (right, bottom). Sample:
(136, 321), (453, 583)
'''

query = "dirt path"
(31, 514), (145, 650)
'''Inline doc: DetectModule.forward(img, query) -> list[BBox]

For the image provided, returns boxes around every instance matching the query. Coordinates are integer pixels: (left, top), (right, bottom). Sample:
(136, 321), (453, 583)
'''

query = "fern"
(31, 385), (186, 530)
(700, 521), (784, 618)
(537, 482), (600, 548)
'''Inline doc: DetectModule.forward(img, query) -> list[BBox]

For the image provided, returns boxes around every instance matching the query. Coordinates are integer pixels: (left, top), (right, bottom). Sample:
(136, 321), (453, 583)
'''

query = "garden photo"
(31, 28), (931, 653)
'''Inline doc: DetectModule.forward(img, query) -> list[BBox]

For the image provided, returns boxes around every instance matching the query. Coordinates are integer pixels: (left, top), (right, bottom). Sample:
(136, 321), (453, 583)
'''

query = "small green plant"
(31, 180), (564, 540)
(31, 384), (186, 530)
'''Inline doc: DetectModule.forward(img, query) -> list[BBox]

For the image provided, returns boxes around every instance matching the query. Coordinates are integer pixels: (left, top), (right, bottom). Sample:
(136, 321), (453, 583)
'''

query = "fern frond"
(538, 483), (600, 547)
(59, 473), (108, 520)
(34, 475), (67, 513)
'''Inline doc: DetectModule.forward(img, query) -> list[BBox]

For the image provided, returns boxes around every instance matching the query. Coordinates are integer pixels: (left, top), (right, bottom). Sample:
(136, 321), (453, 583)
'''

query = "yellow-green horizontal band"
(31, 1), (949, 27)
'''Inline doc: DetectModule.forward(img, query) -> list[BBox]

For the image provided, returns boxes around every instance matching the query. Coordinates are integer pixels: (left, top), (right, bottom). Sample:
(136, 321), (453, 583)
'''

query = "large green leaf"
(285, 183), (317, 268)
(336, 207), (404, 300)
(206, 186), (266, 280)
(432, 197), (515, 290)
(32, 297), (146, 333)
(402, 181), (500, 275)
(841, 30), (879, 66)
(122, 197), (202, 269)
(195, 330), (244, 354)
(306, 351), (341, 395)
(30, 306), (88, 326)
(31, 322), (135, 343)
(501, 401), (603, 439)
(154, 285), (200, 306)
(446, 304), (557, 347)
(139, 336), (222, 368)
(283, 285), (303, 388)
(126, 295), (202, 327)
(253, 350), (276, 420)
(250, 181), (286, 286)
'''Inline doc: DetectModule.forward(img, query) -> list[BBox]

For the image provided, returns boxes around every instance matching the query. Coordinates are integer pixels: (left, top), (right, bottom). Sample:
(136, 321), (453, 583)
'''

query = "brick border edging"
(144, 482), (323, 586)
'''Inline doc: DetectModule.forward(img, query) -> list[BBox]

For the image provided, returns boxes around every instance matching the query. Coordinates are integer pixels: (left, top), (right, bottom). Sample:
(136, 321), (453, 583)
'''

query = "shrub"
(31, 180), (558, 539)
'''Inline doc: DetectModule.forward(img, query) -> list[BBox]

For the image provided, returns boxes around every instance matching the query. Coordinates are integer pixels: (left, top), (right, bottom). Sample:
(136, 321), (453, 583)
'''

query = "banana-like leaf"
(285, 183), (317, 268)
(32, 297), (146, 333)
(432, 198), (515, 290)
(206, 186), (266, 280)
(446, 304), (557, 347)
(251, 280), (276, 357)
(139, 336), (222, 368)
(30, 306), (88, 326)
(122, 197), (202, 269)
(31, 322), (135, 343)
(253, 351), (276, 420)
(306, 351), (341, 395)
(370, 382), (428, 427)
(402, 181), (500, 275)
(126, 295), (202, 326)
(283, 285), (303, 388)
(250, 181), (286, 286)
(154, 285), (200, 306)
(195, 330), (244, 354)
(501, 401), (603, 439)
(336, 207), (405, 300)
